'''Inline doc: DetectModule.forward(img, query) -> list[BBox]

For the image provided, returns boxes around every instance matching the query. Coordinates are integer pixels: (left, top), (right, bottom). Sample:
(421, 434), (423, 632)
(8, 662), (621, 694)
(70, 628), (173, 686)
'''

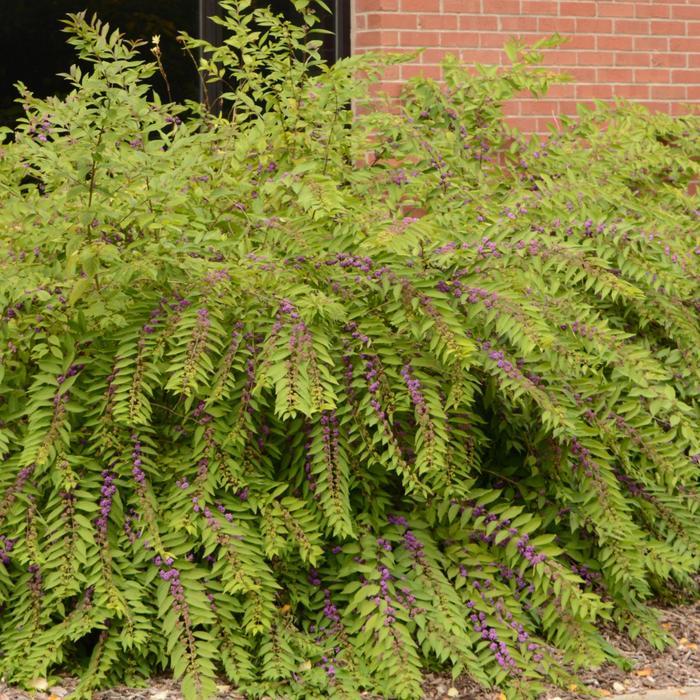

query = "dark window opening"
(200, 1), (351, 112)
(0, 1), (350, 127)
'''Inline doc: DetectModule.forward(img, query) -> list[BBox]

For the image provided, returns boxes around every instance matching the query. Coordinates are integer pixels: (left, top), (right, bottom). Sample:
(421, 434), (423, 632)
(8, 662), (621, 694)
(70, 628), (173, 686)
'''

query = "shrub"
(0, 4), (699, 698)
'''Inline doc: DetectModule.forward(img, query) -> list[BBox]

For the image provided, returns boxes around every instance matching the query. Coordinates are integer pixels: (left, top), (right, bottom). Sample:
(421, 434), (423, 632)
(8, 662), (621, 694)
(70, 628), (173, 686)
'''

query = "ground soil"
(1, 601), (698, 700)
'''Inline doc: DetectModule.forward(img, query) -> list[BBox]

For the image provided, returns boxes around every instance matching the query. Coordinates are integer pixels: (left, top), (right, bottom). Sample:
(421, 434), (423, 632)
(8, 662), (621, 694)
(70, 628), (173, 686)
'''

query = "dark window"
(200, 1), (351, 112)
(0, 1), (349, 127)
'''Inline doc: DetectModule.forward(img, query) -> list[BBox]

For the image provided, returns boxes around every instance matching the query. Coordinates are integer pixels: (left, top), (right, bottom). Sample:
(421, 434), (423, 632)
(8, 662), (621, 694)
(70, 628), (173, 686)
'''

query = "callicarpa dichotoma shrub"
(1, 3), (699, 699)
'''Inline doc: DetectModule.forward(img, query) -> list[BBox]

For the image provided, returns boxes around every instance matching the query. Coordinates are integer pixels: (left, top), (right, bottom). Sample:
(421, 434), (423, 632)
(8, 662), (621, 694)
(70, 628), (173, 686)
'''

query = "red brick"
(400, 31), (439, 47)
(688, 85), (700, 100)
(354, 30), (399, 48)
(443, 31), (482, 47)
(459, 15), (499, 30)
(635, 4), (671, 19)
(519, 99), (559, 114)
(375, 65), (401, 81)
(671, 5), (700, 20)
(545, 83), (577, 99)
(598, 2), (636, 18)
(670, 102), (692, 116)
(443, 0), (481, 11)
(576, 84), (615, 98)
(480, 33), (514, 48)
(635, 36), (670, 51)
(650, 53), (688, 68)
(400, 64), (443, 80)
(356, 0), (399, 10)
(482, 0), (521, 13)
(577, 51), (615, 66)
(420, 48), (451, 63)
(502, 101), (521, 116)
(615, 52), (651, 66)
(419, 14), (458, 30)
(560, 34), (596, 49)
(366, 81), (403, 98)
(635, 68), (671, 83)
(689, 54), (700, 68)
(614, 19), (651, 34)
(597, 36), (634, 51)
(671, 69), (700, 83)
(367, 13), (417, 29)
(538, 17), (576, 32)
(669, 37), (696, 52)
(557, 100), (580, 115)
(505, 116), (540, 132)
(612, 84), (650, 99)
(499, 16), (539, 32)
(521, 0), (558, 15)
(401, 0), (440, 10)
(688, 23), (700, 36)
(639, 101), (667, 113)
(560, 2), (596, 17)
(459, 49), (504, 65)
(651, 85), (687, 99)
(542, 50), (579, 66)
(575, 18), (613, 33)
(650, 20), (688, 35)
(598, 67), (634, 82)
(568, 67), (597, 82)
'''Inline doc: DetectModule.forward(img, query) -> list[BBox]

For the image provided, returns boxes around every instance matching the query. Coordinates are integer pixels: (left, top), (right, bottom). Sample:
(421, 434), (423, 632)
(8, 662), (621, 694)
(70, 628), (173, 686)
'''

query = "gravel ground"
(1, 602), (698, 700)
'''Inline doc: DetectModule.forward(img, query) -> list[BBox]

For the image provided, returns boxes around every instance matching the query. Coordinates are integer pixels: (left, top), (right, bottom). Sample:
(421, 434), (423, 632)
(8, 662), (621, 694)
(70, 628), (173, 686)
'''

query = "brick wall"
(352, 0), (700, 131)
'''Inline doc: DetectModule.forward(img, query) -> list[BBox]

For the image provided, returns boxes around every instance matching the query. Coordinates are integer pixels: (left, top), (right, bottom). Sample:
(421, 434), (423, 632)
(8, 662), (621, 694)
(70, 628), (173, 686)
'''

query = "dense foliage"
(1, 3), (699, 698)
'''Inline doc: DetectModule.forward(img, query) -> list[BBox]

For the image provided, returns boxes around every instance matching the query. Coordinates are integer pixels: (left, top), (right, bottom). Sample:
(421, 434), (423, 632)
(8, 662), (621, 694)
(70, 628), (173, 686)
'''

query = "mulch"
(1, 602), (698, 700)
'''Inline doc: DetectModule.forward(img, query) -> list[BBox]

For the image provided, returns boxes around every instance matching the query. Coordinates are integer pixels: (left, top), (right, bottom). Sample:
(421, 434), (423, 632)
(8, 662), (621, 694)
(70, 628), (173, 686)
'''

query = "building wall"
(352, 0), (700, 131)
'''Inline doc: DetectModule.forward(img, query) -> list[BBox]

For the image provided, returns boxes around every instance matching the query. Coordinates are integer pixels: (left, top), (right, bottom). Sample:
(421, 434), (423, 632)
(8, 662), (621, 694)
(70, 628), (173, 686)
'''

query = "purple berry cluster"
(56, 363), (84, 385)
(104, 364), (119, 409)
(569, 438), (599, 479)
(28, 117), (52, 142)
(614, 470), (653, 502)
(516, 534), (546, 566)
(495, 563), (532, 600)
(465, 286), (498, 307)
(123, 508), (140, 543)
(322, 253), (393, 285)
(363, 354), (387, 422)
(467, 602), (517, 671)
(155, 557), (195, 636)
(571, 563), (600, 587)
(400, 364), (427, 417)
(95, 469), (117, 537)
(464, 500), (547, 569)
(0, 463), (36, 522)
(560, 320), (597, 340)
(142, 302), (166, 335)
(307, 571), (343, 679)
(182, 308), (211, 390)
(320, 410), (340, 490)
(131, 435), (145, 484)
(0, 535), (16, 565)
(389, 513), (427, 568)
(476, 237), (502, 259)
(28, 562), (42, 598)
(375, 565), (398, 626)
(478, 341), (543, 387)
(302, 422), (316, 493)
